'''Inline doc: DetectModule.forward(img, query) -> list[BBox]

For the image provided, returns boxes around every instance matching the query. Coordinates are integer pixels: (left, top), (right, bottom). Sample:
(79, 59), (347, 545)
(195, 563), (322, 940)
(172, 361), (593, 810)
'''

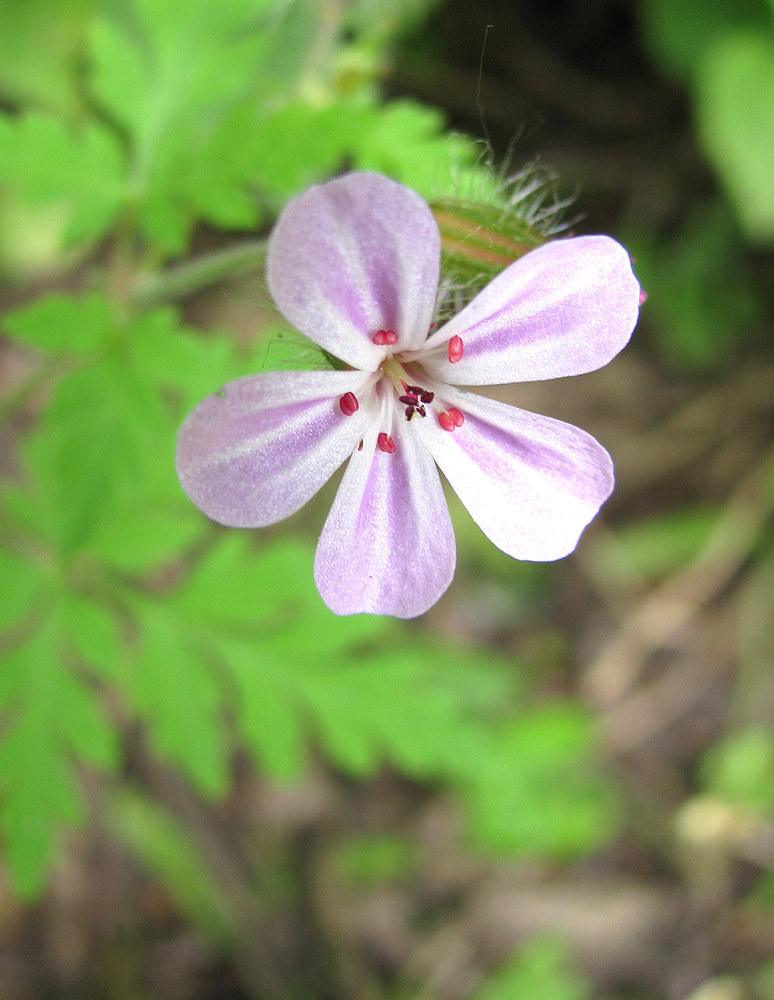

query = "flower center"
(337, 347), (466, 457)
(379, 358), (434, 421)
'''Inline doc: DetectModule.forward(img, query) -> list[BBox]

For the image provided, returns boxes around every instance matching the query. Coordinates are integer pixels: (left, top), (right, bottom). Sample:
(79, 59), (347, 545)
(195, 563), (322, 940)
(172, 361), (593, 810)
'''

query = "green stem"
(131, 239), (268, 308)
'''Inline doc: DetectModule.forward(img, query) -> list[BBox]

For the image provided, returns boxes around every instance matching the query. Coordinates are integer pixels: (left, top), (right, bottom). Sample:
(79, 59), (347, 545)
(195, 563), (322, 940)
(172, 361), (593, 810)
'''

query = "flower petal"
(420, 236), (640, 385)
(418, 386), (614, 561)
(314, 420), (456, 618)
(266, 172), (441, 370)
(176, 370), (374, 527)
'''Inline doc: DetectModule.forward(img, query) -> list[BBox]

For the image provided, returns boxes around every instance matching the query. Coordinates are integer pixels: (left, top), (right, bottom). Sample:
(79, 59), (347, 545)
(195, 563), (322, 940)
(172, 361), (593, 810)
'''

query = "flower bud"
(430, 197), (546, 291)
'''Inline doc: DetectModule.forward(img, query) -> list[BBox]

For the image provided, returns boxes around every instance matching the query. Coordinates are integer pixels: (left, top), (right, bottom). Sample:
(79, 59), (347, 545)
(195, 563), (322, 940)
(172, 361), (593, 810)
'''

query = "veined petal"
(420, 236), (640, 385)
(176, 370), (374, 528)
(314, 420), (456, 618)
(418, 387), (614, 561)
(266, 172), (441, 370)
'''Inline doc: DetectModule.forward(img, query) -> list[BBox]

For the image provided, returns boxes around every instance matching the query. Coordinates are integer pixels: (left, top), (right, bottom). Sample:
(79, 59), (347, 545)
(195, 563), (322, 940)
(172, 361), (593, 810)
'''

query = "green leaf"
(173, 536), (515, 786)
(2, 292), (114, 355)
(175, 535), (322, 629)
(334, 833), (417, 887)
(591, 505), (721, 584)
(0, 547), (44, 631)
(626, 204), (762, 370)
(300, 651), (483, 778)
(90, 501), (202, 573)
(700, 728), (774, 814)
(61, 594), (122, 680)
(126, 601), (229, 797)
(251, 102), (359, 196)
(11, 299), (199, 559)
(474, 937), (590, 1000)
(87, 0), (272, 252)
(25, 355), (165, 555)
(462, 705), (619, 858)
(226, 643), (307, 781)
(0, 613), (119, 896)
(128, 307), (243, 413)
(252, 97), (483, 202)
(698, 30), (774, 243)
(109, 789), (237, 943)
(0, 0), (94, 116)
(639, 0), (771, 82)
(0, 113), (124, 246)
(225, 638), (505, 784)
(352, 99), (481, 199)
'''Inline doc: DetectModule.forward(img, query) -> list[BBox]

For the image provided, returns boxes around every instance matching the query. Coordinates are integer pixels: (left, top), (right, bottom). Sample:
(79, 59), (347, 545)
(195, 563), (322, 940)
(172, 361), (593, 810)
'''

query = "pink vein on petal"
(314, 421), (455, 618)
(176, 370), (372, 528)
(266, 173), (441, 369)
(421, 235), (640, 385)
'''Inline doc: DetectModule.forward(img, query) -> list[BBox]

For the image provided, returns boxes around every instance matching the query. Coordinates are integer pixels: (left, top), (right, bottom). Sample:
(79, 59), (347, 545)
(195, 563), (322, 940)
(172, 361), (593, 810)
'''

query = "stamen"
(377, 432), (396, 454)
(357, 441), (363, 451)
(438, 409), (465, 432)
(339, 392), (359, 416)
(448, 335), (464, 364)
(372, 329), (398, 346)
(405, 385), (434, 404)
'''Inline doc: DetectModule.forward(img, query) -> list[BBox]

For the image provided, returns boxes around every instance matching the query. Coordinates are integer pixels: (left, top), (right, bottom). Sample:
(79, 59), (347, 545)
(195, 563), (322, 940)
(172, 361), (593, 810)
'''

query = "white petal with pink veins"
(315, 421), (456, 618)
(421, 236), (639, 385)
(176, 370), (374, 528)
(419, 386), (614, 561)
(267, 173), (441, 369)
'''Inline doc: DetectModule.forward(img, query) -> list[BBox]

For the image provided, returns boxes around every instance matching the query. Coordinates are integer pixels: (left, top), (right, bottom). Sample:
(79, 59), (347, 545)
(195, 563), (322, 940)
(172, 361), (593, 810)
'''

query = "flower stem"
(131, 239), (268, 307)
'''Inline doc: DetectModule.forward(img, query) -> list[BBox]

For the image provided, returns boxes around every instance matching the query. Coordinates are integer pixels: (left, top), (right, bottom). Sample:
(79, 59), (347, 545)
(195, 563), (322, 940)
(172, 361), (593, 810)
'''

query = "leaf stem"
(131, 239), (268, 308)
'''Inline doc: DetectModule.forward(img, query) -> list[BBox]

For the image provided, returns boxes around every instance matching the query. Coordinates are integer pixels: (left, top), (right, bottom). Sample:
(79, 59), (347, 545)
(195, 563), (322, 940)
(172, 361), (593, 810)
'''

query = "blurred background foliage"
(0, 0), (772, 998)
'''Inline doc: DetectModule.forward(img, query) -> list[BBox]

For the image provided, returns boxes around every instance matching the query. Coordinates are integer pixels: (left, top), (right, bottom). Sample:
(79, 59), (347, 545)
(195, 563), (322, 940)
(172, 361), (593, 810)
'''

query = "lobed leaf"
(473, 937), (591, 1000)
(461, 705), (620, 859)
(87, 0), (273, 253)
(2, 292), (115, 355)
(0, 113), (123, 246)
(0, 548), (44, 632)
(126, 602), (230, 797)
(0, 613), (119, 896)
(697, 30), (774, 243)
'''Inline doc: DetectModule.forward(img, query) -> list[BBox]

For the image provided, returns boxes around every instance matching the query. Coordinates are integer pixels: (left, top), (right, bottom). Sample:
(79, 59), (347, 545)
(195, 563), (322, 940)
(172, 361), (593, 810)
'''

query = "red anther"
(438, 412), (455, 432)
(405, 406), (414, 420)
(399, 395), (418, 405)
(419, 391), (434, 404)
(448, 335), (464, 363)
(357, 441), (363, 451)
(447, 407), (464, 427)
(372, 330), (387, 345)
(417, 405), (426, 418)
(377, 432), (396, 453)
(384, 330), (398, 345)
(339, 392), (359, 416)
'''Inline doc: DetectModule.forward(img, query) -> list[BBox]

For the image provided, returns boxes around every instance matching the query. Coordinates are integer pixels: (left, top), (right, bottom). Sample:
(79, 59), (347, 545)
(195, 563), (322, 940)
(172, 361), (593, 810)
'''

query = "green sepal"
(431, 197), (546, 292)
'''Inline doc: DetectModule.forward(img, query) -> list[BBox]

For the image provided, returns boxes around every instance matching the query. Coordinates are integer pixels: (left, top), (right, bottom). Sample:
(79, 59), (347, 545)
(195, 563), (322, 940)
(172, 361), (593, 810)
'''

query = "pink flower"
(176, 172), (640, 618)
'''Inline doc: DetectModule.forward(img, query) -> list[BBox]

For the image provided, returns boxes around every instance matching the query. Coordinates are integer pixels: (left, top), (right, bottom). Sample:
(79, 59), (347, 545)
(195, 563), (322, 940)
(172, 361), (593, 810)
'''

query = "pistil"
(380, 357), (412, 395)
